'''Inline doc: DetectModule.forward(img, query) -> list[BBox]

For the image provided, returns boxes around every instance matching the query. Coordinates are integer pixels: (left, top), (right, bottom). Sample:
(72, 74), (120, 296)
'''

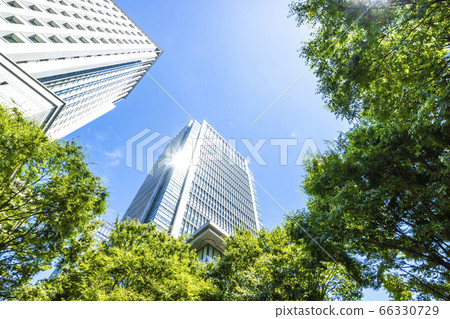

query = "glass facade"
(123, 120), (263, 238)
(41, 60), (148, 137)
(124, 121), (200, 231)
(0, 0), (162, 139)
(95, 221), (114, 242)
(196, 244), (221, 263)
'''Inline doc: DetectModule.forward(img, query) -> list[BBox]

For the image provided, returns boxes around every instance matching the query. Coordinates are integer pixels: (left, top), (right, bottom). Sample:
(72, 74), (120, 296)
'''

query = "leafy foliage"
(0, 105), (106, 300)
(16, 221), (365, 301)
(290, 0), (450, 121)
(289, 0), (450, 300)
(16, 220), (213, 301)
(204, 227), (362, 301)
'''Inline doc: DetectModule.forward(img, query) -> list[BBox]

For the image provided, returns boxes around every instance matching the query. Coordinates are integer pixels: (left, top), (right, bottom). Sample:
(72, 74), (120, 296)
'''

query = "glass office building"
(123, 121), (263, 250)
(0, 0), (162, 138)
(95, 220), (114, 242)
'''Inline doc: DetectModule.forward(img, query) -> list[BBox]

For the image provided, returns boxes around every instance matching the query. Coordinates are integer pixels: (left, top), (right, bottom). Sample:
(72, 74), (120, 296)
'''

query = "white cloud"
(109, 159), (121, 167)
(105, 149), (123, 159)
(95, 131), (109, 142)
(104, 149), (123, 167)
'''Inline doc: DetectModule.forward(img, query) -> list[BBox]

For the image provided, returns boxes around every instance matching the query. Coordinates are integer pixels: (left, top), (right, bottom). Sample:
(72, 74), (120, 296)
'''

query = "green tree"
(16, 220), (213, 300)
(0, 105), (107, 300)
(289, 0), (449, 121)
(289, 0), (450, 300)
(204, 226), (362, 301)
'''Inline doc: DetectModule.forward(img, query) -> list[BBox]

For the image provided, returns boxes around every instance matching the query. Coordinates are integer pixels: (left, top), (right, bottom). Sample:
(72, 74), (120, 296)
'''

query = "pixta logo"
(126, 129), (171, 175)
(126, 128), (320, 174)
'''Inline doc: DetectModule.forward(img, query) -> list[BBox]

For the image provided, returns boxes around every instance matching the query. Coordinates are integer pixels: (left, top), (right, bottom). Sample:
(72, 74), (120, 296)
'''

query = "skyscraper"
(0, 0), (162, 139)
(123, 120), (263, 260)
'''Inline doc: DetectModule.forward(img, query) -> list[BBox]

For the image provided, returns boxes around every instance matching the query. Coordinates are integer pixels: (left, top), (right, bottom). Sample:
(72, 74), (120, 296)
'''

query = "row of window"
(1, 31), (149, 44)
(199, 145), (253, 203)
(191, 161), (257, 226)
(46, 62), (143, 132)
(6, 0), (128, 23)
(46, 0), (121, 17)
(2, 14), (146, 39)
(48, 82), (130, 133)
(204, 125), (247, 169)
(191, 178), (253, 225)
(2, 0), (152, 45)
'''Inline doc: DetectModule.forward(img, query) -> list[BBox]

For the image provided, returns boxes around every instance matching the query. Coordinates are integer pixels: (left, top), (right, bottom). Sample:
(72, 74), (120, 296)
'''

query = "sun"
(169, 149), (191, 169)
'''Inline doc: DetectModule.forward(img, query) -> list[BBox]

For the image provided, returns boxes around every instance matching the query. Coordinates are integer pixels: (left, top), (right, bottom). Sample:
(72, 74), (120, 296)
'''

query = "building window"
(48, 35), (63, 43)
(5, 16), (23, 24)
(47, 8), (57, 15)
(7, 1), (23, 9)
(47, 21), (60, 28)
(65, 36), (77, 43)
(29, 4), (42, 12)
(29, 18), (43, 26)
(3, 33), (24, 43)
(28, 34), (46, 43)
(79, 37), (89, 43)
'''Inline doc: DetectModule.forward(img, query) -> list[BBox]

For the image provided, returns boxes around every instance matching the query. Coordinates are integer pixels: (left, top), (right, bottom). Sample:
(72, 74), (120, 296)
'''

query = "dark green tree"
(289, 0), (450, 300)
(16, 220), (213, 300)
(0, 105), (107, 300)
(204, 227), (362, 301)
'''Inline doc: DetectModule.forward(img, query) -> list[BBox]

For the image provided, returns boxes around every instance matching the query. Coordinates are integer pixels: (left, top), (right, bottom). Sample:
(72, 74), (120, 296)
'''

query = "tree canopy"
(204, 227), (362, 301)
(0, 105), (107, 300)
(289, 0), (450, 300)
(290, 0), (449, 121)
(16, 220), (213, 301)
(19, 220), (365, 301)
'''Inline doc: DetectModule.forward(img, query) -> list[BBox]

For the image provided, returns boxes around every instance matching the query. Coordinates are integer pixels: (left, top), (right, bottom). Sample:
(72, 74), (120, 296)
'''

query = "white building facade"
(0, 0), (162, 138)
(123, 120), (263, 242)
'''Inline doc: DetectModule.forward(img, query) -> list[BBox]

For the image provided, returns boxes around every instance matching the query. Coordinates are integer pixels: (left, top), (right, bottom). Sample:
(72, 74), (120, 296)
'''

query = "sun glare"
(169, 149), (191, 169)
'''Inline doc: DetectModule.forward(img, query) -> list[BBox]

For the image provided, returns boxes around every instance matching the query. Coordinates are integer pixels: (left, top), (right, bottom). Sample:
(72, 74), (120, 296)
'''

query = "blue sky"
(67, 0), (349, 229)
(60, 0), (389, 301)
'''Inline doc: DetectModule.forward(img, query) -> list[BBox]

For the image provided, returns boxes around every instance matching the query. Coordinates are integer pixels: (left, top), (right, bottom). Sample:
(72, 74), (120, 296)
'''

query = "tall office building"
(123, 120), (263, 261)
(0, 0), (162, 139)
